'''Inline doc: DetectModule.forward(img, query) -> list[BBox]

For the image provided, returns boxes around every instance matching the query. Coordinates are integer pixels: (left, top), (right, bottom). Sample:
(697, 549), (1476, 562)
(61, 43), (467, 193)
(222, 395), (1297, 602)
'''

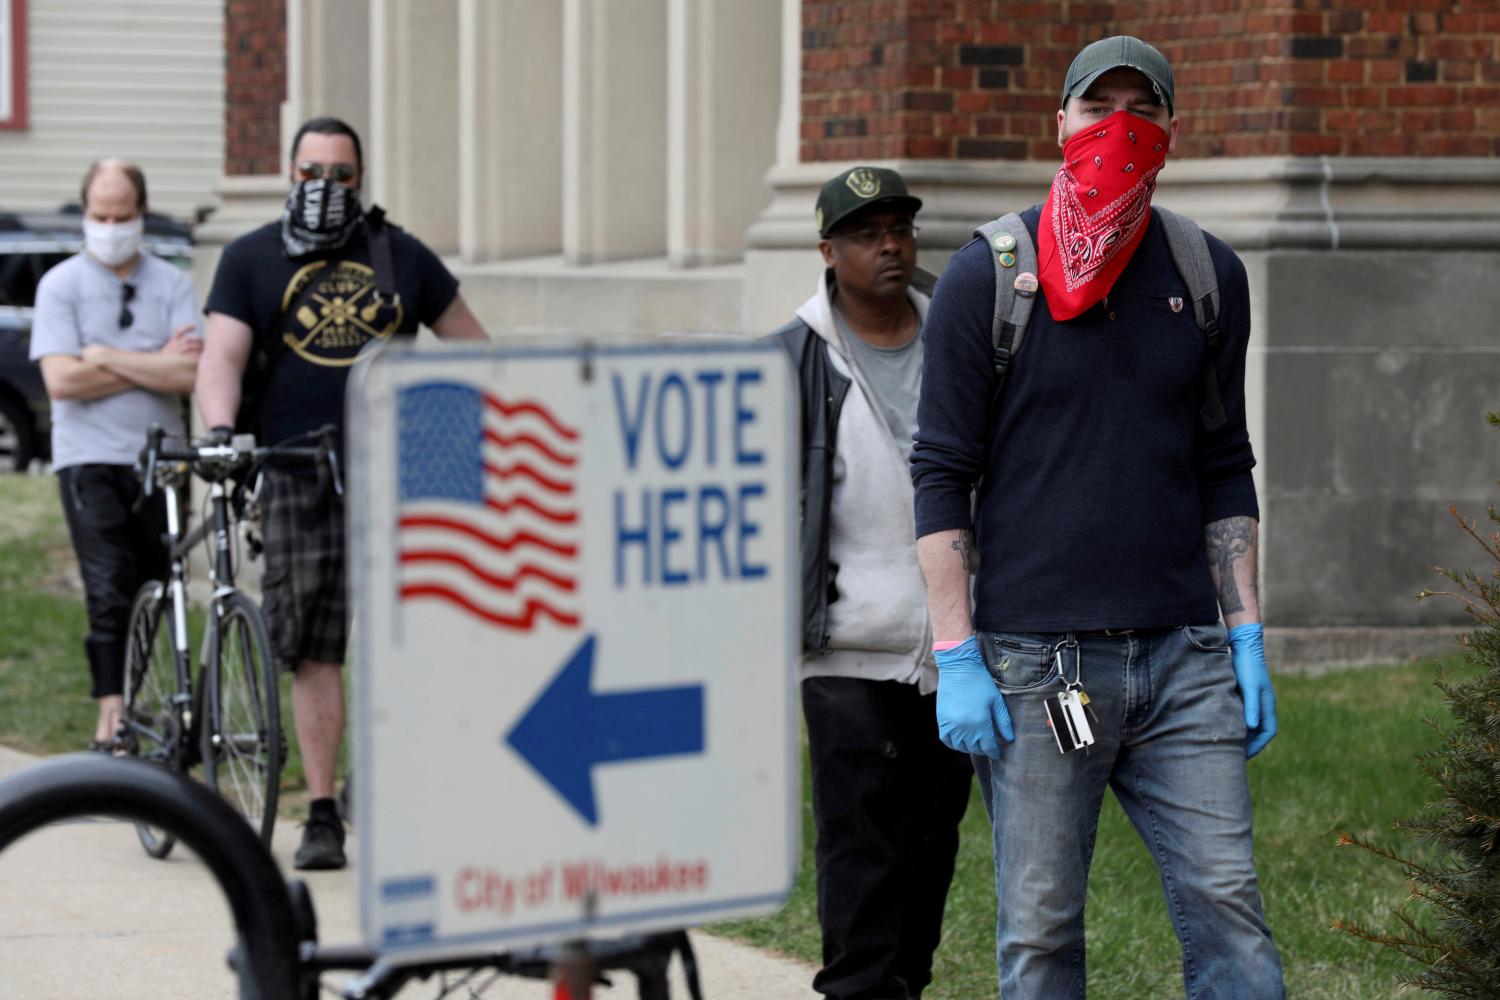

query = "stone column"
(458, 0), (564, 263)
(283, 0), (371, 161)
(562, 0), (668, 265)
(666, 0), (781, 268)
(368, 0), (460, 253)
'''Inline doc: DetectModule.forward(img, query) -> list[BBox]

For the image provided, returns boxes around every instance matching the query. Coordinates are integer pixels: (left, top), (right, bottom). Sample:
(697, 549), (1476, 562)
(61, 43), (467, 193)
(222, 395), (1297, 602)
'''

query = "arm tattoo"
(1205, 517), (1253, 615)
(950, 531), (979, 574)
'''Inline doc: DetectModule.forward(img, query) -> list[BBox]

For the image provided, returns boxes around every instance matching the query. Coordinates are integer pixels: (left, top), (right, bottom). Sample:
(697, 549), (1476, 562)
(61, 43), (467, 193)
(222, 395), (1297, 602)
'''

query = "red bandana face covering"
(1037, 110), (1170, 321)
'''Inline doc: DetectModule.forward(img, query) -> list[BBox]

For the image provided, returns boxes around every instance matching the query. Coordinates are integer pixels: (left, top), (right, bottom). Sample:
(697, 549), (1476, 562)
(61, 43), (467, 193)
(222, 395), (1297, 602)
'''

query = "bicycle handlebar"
(137, 423), (344, 499)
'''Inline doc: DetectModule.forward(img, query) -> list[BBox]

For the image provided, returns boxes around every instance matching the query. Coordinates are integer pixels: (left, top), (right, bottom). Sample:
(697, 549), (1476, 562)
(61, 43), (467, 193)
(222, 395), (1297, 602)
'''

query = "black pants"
(58, 464), (168, 699)
(802, 676), (975, 1000)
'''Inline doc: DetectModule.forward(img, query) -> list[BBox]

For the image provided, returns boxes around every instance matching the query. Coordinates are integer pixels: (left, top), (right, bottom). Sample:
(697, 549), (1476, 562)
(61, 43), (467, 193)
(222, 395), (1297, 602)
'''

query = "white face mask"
(83, 217), (144, 268)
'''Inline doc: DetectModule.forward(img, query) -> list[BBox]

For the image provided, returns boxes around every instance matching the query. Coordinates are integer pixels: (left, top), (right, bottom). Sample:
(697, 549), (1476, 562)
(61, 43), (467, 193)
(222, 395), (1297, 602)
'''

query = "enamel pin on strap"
(1045, 636), (1098, 754)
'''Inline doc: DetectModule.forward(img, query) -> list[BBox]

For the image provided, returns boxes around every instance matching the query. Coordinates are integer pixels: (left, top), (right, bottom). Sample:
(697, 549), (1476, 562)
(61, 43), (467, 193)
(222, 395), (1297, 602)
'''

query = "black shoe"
(294, 815), (347, 871)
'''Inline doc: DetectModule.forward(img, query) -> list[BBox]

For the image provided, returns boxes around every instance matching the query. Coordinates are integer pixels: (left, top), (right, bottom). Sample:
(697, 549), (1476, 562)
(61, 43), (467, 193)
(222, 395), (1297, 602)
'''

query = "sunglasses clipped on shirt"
(118, 282), (135, 329)
(295, 161), (359, 184)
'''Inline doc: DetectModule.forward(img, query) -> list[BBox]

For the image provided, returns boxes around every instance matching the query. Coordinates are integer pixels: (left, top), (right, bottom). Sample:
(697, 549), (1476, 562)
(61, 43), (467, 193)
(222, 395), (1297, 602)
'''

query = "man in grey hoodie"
(770, 167), (973, 1000)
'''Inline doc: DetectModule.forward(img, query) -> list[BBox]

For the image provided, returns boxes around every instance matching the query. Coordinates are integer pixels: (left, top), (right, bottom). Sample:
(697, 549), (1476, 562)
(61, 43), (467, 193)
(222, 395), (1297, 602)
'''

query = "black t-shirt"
(204, 220), (460, 447)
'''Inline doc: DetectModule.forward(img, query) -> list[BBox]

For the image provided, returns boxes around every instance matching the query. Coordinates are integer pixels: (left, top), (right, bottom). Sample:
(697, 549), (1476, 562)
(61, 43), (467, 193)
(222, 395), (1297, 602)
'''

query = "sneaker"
(294, 816), (346, 871)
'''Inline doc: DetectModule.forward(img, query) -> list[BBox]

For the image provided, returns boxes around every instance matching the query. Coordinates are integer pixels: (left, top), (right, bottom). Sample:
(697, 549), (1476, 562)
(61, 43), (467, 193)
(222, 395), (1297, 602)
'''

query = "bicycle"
(119, 423), (342, 858)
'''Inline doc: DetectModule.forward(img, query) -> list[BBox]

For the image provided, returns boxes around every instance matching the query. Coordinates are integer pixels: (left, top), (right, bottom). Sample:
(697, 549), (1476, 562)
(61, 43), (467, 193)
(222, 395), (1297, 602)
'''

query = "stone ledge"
(1267, 626), (1464, 675)
(748, 157), (1500, 253)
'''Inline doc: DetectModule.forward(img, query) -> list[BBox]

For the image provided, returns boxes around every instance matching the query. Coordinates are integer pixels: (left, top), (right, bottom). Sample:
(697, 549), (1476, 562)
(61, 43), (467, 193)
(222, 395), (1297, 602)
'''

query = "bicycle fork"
(162, 482), (195, 735)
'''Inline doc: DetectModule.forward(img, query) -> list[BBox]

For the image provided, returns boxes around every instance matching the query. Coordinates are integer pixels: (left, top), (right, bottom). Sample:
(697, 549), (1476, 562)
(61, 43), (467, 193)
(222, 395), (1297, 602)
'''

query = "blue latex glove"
(1227, 623), (1277, 758)
(934, 636), (1015, 759)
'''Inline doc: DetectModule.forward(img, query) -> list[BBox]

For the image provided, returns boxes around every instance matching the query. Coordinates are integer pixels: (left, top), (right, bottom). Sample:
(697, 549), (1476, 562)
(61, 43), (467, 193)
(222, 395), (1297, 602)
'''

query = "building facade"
(0, 0), (225, 220)
(212, 0), (1500, 665)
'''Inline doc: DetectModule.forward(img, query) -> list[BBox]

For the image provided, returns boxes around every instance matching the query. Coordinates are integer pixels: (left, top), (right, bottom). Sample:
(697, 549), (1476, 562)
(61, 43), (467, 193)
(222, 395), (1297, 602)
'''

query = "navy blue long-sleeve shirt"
(912, 206), (1259, 632)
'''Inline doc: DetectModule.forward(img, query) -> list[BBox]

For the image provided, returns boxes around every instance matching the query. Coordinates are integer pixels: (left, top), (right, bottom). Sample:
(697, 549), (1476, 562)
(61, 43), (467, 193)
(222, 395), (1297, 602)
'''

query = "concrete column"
(666, 0), (780, 268)
(457, 0), (564, 263)
(563, 0), (668, 265)
(369, 0), (460, 253)
(283, 0), (371, 165)
(775, 0), (800, 168)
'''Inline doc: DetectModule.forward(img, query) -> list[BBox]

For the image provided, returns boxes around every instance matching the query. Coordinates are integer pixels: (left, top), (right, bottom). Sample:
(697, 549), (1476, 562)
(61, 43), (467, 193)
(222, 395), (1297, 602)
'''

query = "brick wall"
(800, 0), (1500, 162)
(225, 0), (287, 176)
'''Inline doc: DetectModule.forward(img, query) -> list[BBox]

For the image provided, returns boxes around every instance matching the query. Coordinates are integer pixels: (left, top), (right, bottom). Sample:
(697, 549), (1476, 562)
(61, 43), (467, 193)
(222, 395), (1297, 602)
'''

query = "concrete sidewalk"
(0, 746), (818, 999)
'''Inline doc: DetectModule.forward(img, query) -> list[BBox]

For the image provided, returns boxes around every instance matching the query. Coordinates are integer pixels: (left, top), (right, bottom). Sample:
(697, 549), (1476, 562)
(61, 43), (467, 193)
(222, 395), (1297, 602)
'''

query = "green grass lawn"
(0, 473), (1463, 997)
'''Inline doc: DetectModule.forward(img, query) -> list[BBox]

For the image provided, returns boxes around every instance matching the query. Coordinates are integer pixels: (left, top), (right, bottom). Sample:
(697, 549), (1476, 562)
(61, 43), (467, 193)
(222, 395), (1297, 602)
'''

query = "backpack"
(972, 206), (1228, 432)
(233, 207), (401, 436)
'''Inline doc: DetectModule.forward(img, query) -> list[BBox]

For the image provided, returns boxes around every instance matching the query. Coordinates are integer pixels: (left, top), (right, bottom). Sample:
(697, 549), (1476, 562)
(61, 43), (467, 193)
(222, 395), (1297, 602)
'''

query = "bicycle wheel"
(201, 591), (282, 845)
(120, 580), (181, 859)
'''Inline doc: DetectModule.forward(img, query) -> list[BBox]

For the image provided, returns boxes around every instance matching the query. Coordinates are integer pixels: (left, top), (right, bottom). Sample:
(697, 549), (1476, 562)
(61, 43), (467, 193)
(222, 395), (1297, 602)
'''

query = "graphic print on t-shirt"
(279, 258), (406, 367)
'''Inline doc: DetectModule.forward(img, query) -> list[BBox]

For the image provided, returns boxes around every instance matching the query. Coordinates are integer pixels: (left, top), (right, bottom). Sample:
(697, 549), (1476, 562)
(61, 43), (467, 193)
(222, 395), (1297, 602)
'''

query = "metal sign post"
(346, 341), (799, 962)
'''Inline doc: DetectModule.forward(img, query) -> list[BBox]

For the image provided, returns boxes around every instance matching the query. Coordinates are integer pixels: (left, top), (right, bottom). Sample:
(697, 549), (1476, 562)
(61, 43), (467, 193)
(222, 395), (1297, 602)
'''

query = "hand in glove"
(934, 635), (1014, 759)
(1227, 623), (1277, 758)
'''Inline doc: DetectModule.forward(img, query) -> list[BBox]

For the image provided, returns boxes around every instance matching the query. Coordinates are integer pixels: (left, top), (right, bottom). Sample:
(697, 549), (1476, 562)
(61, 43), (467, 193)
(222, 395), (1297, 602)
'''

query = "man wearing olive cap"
(912, 37), (1284, 998)
(771, 167), (974, 1000)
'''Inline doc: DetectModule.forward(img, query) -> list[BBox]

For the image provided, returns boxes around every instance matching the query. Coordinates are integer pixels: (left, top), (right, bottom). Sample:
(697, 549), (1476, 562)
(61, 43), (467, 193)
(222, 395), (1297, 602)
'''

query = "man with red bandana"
(911, 37), (1284, 999)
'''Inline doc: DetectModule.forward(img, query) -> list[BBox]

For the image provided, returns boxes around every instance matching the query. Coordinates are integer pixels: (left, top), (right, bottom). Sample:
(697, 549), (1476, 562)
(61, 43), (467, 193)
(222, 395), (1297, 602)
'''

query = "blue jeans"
(971, 624), (1283, 1000)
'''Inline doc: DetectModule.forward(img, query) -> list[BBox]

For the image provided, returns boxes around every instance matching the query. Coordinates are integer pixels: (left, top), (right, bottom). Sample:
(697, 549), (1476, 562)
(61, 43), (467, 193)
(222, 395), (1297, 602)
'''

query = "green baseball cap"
(1062, 35), (1174, 115)
(815, 166), (922, 238)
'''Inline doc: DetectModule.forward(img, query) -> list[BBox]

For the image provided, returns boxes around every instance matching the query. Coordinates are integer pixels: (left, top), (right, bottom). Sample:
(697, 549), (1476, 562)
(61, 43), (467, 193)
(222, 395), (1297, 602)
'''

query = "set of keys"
(1044, 640), (1100, 755)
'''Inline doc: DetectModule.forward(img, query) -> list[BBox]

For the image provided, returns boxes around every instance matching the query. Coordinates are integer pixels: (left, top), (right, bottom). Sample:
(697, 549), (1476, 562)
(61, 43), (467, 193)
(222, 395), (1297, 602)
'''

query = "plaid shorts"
(259, 469), (347, 671)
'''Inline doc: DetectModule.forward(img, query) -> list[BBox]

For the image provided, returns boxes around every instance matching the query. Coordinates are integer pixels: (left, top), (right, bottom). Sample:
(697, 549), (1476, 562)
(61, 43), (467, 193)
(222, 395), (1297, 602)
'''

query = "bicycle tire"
(201, 591), (281, 845)
(121, 580), (181, 859)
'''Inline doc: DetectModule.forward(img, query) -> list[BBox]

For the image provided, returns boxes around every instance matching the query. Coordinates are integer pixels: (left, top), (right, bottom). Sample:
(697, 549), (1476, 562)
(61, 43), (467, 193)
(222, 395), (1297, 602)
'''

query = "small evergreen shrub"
(1333, 412), (1500, 998)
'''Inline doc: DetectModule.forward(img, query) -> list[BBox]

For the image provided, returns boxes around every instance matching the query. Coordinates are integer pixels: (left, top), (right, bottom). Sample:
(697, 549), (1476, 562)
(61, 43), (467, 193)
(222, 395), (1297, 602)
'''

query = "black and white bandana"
(280, 178), (363, 257)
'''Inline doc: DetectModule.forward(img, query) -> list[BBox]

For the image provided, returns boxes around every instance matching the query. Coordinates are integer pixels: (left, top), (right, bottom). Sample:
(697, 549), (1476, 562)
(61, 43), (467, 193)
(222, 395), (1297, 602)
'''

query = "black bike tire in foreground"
(122, 579), (182, 859)
(0, 754), (302, 999)
(201, 592), (281, 845)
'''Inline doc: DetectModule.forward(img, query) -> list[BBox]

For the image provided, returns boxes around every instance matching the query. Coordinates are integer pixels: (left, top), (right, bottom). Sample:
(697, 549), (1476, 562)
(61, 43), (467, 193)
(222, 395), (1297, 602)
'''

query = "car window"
(0, 252), (71, 307)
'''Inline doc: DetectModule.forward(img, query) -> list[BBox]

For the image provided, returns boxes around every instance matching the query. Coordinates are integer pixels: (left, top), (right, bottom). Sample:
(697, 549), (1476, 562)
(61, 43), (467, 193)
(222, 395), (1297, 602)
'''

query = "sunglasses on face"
(833, 223), (920, 247)
(118, 282), (135, 329)
(295, 161), (359, 184)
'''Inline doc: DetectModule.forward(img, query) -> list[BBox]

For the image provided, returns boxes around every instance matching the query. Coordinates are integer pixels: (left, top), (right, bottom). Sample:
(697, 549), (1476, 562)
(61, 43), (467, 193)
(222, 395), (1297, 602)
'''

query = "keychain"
(1044, 637), (1098, 754)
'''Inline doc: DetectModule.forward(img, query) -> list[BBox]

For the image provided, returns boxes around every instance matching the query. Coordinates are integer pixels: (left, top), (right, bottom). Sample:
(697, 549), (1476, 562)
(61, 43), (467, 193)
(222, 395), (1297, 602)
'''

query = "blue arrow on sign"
(505, 634), (705, 826)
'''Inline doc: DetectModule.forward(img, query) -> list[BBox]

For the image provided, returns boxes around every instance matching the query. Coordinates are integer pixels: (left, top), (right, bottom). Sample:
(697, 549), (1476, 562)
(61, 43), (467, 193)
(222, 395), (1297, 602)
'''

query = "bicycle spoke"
(122, 582), (183, 859)
(204, 594), (281, 844)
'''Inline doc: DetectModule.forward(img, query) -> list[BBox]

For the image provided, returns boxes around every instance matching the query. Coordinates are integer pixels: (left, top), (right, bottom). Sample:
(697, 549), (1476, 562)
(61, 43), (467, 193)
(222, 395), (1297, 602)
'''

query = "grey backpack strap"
(973, 213), (1038, 407)
(1156, 206), (1227, 432)
(910, 264), (939, 298)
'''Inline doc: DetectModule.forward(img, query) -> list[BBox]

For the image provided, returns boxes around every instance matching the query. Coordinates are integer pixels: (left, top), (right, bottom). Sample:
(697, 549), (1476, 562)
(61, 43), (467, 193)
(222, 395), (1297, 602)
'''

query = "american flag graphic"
(397, 381), (581, 631)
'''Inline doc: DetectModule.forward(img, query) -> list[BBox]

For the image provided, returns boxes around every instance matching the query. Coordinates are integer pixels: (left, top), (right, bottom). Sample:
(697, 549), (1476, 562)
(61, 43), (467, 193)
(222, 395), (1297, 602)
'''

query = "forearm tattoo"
(950, 531), (979, 573)
(1205, 517), (1254, 615)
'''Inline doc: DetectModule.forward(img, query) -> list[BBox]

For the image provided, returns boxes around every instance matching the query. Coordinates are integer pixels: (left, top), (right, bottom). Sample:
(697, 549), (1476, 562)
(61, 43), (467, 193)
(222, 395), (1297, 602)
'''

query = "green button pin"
(998, 251), (1017, 268)
(992, 233), (1017, 253)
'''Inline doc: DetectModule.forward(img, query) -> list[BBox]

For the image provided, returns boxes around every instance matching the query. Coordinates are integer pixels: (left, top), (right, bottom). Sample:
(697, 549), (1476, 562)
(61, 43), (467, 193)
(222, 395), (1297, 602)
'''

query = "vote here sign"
(346, 340), (799, 959)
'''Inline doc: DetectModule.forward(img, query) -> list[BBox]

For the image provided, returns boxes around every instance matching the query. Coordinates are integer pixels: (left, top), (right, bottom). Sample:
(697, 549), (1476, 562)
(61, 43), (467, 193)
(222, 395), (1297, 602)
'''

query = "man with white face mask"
(197, 116), (487, 870)
(30, 159), (202, 753)
(913, 37), (1284, 999)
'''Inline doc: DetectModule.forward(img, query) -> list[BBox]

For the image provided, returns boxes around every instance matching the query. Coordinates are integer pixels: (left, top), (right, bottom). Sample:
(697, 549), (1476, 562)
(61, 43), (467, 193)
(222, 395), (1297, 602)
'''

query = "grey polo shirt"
(30, 251), (200, 469)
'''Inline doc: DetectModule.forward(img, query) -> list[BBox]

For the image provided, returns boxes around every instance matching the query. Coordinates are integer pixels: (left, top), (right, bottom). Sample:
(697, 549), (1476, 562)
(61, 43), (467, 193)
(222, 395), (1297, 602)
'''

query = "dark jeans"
(58, 464), (168, 699)
(802, 676), (975, 1000)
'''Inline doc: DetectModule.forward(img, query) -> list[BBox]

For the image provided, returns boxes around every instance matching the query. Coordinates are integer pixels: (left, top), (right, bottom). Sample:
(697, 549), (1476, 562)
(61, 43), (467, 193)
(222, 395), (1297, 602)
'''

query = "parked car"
(0, 208), (194, 470)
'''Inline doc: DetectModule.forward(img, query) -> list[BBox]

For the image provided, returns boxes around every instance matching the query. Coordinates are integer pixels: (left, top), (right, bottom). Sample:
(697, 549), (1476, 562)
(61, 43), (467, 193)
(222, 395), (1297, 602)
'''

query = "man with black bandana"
(912, 37), (1284, 998)
(196, 116), (487, 870)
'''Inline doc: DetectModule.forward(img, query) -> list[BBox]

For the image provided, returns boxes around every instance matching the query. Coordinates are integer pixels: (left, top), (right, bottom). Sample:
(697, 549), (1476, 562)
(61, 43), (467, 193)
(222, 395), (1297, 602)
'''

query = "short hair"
(80, 160), (147, 212)
(289, 116), (364, 170)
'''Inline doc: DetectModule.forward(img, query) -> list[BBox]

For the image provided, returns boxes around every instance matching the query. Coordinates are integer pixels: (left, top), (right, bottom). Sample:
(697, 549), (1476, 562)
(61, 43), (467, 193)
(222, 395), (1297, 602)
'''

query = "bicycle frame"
(144, 458), (253, 773)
